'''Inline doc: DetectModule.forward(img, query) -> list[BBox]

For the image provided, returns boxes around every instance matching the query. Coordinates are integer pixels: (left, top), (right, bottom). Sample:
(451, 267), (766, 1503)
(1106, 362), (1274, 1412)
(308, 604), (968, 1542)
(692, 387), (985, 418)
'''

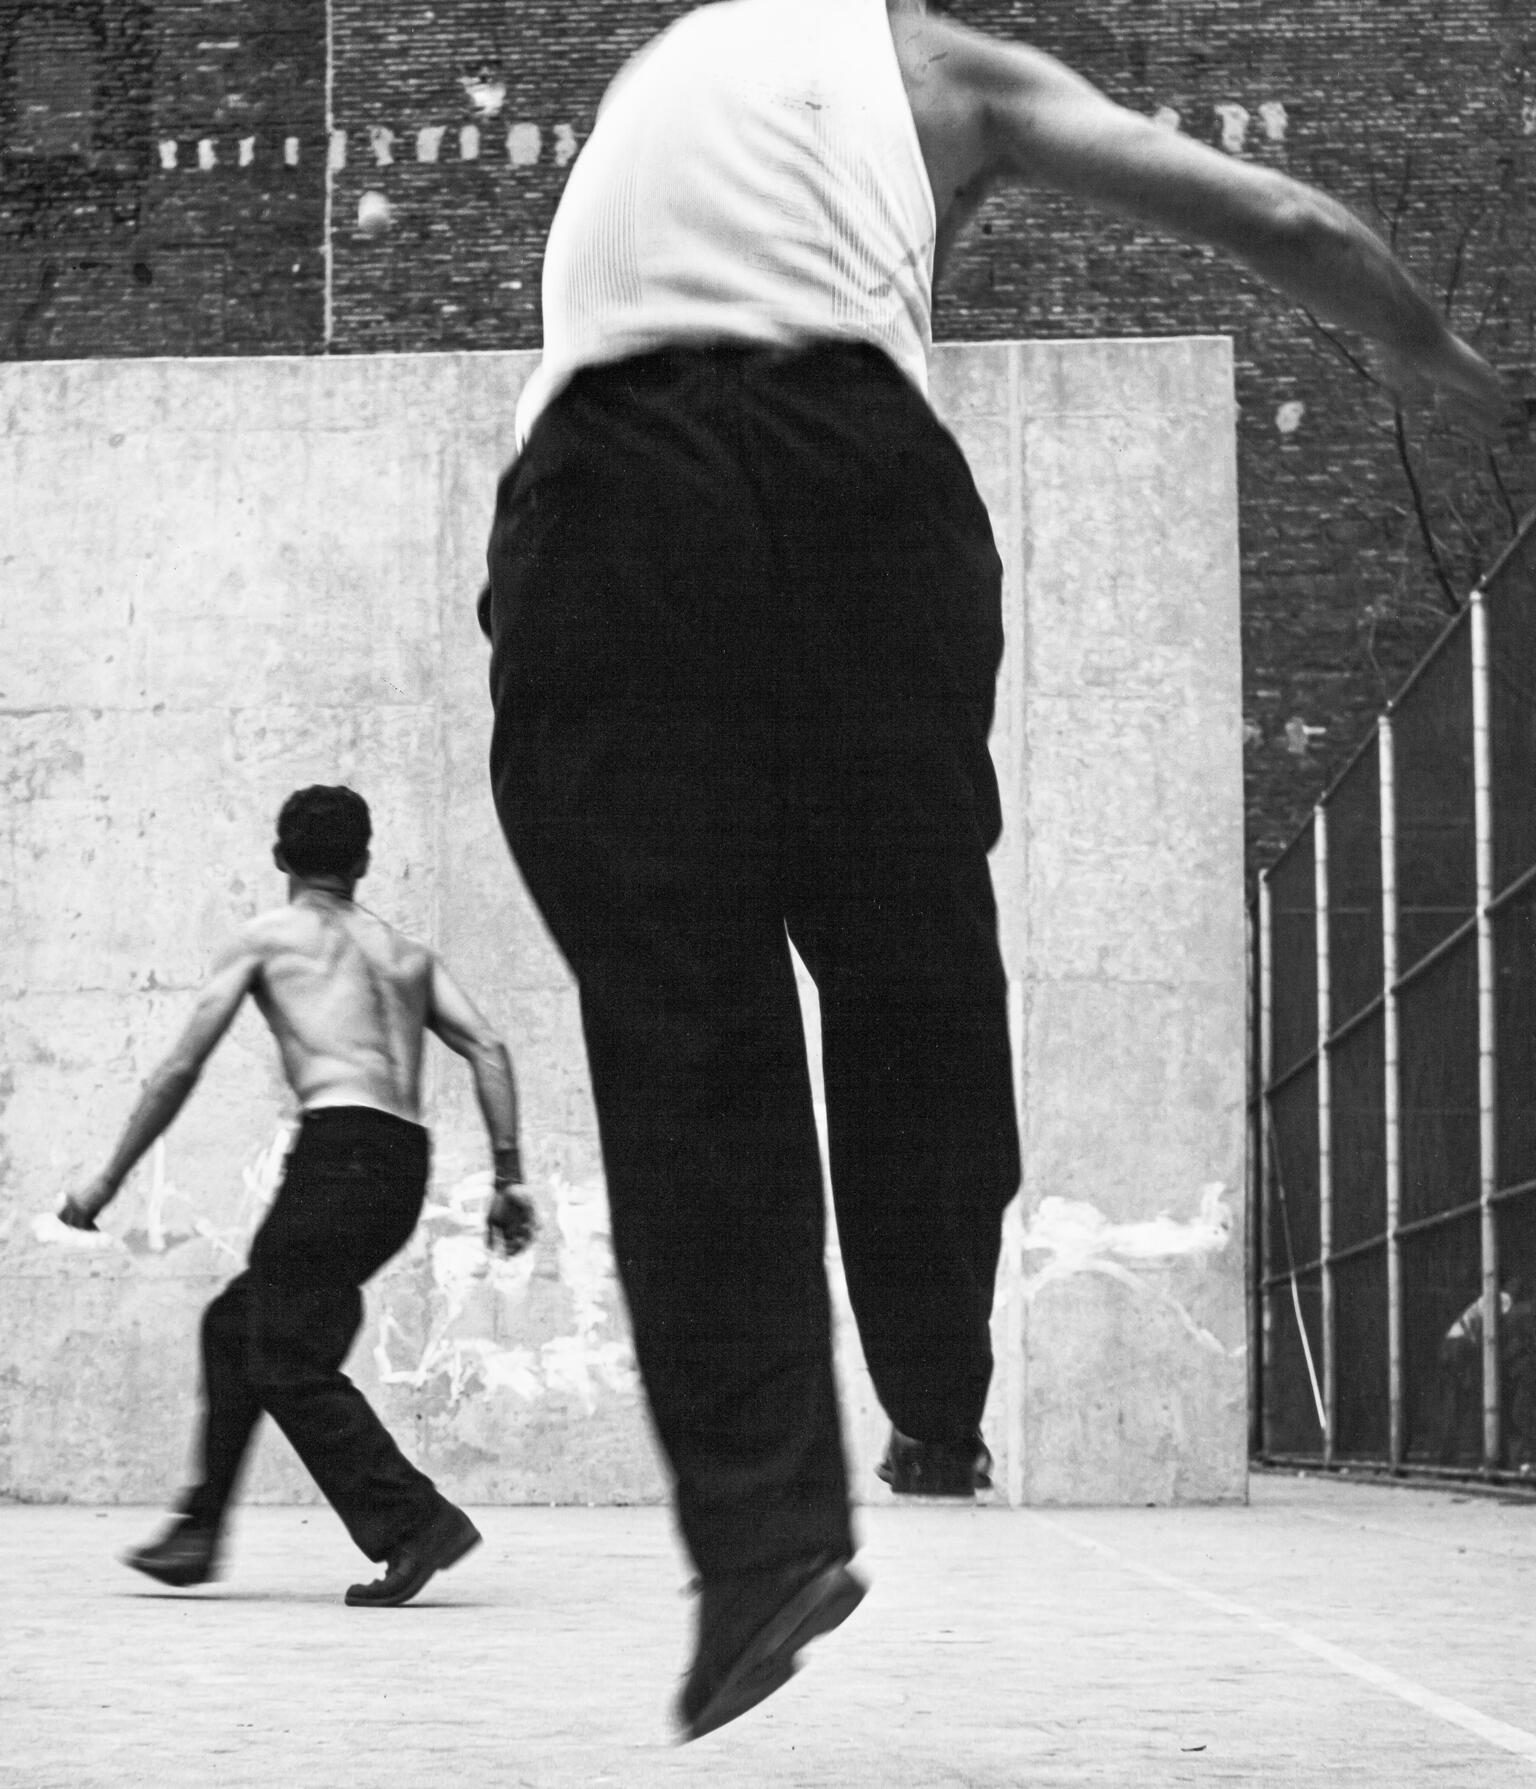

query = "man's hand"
(58, 1179), (114, 1231)
(486, 1184), (536, 1256)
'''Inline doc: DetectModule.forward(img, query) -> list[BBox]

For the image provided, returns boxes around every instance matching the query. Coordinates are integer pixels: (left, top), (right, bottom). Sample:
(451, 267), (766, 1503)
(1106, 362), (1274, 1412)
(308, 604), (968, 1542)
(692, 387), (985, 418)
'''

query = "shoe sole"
(874, 1459), (993, 1498)
(122, 1550), (219, 1589)
(344, 1511), (482, 1608)
(682, 1561), (867, 1741)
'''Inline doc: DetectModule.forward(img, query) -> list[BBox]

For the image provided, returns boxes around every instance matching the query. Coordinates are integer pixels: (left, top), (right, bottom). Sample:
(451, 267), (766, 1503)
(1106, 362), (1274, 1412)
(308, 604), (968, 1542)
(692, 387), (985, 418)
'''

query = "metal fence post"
(1315, 805), (1335, 1462)
(1379, 714), (1403, 1467)
(1469, 587), (1502, 1467)
(1258, 874), (1274, 1454)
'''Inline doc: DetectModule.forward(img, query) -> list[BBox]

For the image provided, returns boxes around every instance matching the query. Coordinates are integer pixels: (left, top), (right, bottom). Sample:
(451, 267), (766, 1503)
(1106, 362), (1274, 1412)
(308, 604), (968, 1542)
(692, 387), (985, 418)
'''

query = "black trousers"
(181, 1107), (441, 1561)
(482, 343), (1021, 1576)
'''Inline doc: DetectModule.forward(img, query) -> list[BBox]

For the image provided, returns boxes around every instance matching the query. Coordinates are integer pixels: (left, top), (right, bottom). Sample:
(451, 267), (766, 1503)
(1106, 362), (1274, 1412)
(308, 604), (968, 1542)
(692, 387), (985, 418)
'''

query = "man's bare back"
(244, 893), (435, 1122)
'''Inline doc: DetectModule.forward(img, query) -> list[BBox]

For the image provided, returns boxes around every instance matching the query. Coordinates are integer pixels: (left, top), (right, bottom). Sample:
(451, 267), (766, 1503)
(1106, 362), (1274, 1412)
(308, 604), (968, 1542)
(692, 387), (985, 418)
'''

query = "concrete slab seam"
(1032, 1513), (1536, 1768)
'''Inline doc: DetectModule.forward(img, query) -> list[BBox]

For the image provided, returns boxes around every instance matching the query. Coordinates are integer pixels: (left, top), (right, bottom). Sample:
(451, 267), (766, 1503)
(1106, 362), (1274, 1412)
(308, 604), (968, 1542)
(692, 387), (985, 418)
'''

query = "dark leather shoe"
(677, 1552), (866, 1741)
(875, 1428), (993, 1497)
(344, 1501), (481, 1608)
(123, 1517), (220, 1588)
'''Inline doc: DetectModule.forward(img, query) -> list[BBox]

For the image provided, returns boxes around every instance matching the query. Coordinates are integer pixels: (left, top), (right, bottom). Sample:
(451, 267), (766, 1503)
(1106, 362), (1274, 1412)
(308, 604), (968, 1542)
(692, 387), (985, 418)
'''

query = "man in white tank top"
(481, 0), (1513, 1741)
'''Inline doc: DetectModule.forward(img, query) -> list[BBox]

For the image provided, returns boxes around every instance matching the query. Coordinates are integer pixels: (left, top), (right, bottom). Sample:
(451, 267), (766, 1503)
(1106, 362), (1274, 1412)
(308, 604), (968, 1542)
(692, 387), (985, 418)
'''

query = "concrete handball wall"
(0, 339), (1246, 1513)
(6, 0), (1531, 878)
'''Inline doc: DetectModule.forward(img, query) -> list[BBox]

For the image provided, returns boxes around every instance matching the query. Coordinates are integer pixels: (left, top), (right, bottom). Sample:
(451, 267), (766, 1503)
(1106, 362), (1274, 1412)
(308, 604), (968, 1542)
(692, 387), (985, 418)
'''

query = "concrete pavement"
(4, 1473), (1535, 1788)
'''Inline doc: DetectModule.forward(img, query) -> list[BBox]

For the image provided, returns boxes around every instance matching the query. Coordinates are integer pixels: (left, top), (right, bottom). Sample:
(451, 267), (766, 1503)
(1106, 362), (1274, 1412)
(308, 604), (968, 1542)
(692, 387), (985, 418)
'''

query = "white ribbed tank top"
(514, 0), (937, 445)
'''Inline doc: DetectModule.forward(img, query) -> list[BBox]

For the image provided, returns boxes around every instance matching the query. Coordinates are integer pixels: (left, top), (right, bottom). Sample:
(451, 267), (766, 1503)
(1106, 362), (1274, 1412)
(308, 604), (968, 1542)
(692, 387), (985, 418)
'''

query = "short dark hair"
(275, 785), (372, 879)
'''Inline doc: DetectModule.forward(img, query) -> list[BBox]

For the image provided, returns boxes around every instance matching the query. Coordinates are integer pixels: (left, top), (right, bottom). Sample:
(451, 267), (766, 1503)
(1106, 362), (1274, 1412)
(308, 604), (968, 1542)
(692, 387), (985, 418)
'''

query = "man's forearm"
(92, 1065), (200, 1203)
(471, 1042), (523, 1182)
(1243, 188), (1450, 364)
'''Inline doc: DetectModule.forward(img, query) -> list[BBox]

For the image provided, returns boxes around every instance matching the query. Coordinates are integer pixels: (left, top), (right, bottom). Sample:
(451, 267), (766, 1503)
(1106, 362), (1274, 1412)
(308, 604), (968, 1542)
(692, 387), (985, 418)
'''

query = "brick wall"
(2, 0), (1532, 872)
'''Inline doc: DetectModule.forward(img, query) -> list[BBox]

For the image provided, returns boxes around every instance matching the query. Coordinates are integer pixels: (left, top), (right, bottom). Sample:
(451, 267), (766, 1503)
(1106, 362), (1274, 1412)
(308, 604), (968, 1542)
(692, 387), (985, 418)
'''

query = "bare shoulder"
(890, 12), (1059, 109)
(387, 924), (437, 985)
(888, 13), (1069, 217)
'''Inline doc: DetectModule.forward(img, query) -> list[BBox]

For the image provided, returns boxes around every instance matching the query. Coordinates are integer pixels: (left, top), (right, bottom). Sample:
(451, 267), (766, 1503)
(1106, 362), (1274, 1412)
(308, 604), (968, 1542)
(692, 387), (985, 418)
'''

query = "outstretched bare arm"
(60, 936), (264, 1229)
(426, 957), (535, 1255)
(906, 20), (1514, 434)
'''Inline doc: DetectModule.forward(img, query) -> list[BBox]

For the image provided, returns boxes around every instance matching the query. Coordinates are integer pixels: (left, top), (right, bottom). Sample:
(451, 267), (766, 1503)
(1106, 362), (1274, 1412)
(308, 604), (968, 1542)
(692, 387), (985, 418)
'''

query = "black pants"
(181, 1107), (441, 1561)
(482, 343), (1021, 1576)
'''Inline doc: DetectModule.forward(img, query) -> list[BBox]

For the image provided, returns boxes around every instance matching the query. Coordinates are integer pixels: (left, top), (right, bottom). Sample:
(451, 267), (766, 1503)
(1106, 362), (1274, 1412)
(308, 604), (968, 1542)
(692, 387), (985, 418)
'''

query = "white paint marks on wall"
(460, 123), (481, 161)
(416, 126), (445, 164)
(461, 75), (506, 117)
(1152, 106), (1182, 132)
(158, 139), (178, 170)
(1285, 716), (1326, 756)
(1276, 400), (1306, 435)
(238, 136), (255, 167)
(197, 138), (216, 170)
(1214, 104), (1250, 155)
(29, 1210), (118, 1249)
(1021, 1183), (1236, 1354)
(373, 1170), (637, 1414)
(328, 128), (347, 171)
(368, 124), (395, 166)
(507, 122), (542, 166)
(1259, 100), (1288, 143)
(553, 123), (578, 166)
(284, 135), (300, 166)
(1523, 98), (1536, 137)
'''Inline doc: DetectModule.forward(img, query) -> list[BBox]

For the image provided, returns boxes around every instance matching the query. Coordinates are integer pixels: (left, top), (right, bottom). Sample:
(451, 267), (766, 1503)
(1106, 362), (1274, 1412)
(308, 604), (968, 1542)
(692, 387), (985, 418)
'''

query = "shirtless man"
(60, 785), (534, 1607)
(482, 0), (1517, 1738)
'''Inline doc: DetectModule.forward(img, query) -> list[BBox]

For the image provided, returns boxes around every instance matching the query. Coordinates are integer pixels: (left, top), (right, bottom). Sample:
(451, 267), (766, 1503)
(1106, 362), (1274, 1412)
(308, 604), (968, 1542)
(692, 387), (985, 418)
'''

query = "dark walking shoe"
(123, 1516), (221, 1588)
(344, 1501), (481, 1608)
(677, 1552), (867, 1741)
(875, 1428), (993, 1498)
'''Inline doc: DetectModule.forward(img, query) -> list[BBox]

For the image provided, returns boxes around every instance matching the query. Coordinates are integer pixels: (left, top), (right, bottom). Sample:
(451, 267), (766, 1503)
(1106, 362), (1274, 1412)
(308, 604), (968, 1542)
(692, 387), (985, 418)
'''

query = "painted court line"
(1034, 1514), (1536, 1768)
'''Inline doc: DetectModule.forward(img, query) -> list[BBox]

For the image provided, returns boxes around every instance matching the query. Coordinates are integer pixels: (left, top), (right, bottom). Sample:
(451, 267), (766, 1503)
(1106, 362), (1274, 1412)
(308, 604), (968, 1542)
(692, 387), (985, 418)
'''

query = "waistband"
(295, 1106), (430, 1145)
(571, 337), (909, 391)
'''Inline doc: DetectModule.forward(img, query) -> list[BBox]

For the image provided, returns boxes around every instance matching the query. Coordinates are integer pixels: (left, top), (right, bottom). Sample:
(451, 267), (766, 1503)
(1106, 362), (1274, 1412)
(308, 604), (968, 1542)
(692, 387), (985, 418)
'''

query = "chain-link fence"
(1252, 511), (1536, 1480)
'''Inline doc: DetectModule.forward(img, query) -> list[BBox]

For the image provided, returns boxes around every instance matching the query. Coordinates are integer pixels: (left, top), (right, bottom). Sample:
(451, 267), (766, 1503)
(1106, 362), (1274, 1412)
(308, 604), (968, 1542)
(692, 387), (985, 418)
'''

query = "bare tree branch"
(1442, 491), (1485, 582)
(1300, 309), (1383, 386)
(1393, 409), (1462, 613)
(1441, 202), (1487, 323)
(1487, 450), (1522, 538)
(1389, 151), (1414, 250)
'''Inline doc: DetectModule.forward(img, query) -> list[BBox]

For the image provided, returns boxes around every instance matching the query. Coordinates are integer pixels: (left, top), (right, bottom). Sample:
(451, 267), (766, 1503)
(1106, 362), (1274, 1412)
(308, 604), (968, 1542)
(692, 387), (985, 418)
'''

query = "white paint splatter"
(284, 136), (300, 166)
(238, 136), (255, 167)
(198, 138), (216, 171)
(328, 128), (347, 171)
(159, 139), (178, 170)
(30, 1212), (118, 1250)
(553, 124), (578, 167)
(416, 126), (445, 164)
(507, 122), (542, 166)
(142, 1138), (180, 1251)
(1020, 1183), (1236, 1354)
(459, 124), (480, 161)
(1523, 98), (1536, 137)
(1285, 717), (1325, 756)
(461, 76), (506, 117)
(187, 1123), (292, 1265)
(1276, 400), (1306, 435)
(1152, 107), (1182, 132)
(1259, 101), (1288, 143)
(368, 125), (395, 166)
(1214, 103), (1250, 155)
(372, 1169), (636, 1412)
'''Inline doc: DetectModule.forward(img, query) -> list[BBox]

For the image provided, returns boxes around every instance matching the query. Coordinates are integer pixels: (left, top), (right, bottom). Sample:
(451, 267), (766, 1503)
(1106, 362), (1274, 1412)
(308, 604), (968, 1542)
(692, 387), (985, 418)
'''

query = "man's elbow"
(1243, 183), (1351, 276)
